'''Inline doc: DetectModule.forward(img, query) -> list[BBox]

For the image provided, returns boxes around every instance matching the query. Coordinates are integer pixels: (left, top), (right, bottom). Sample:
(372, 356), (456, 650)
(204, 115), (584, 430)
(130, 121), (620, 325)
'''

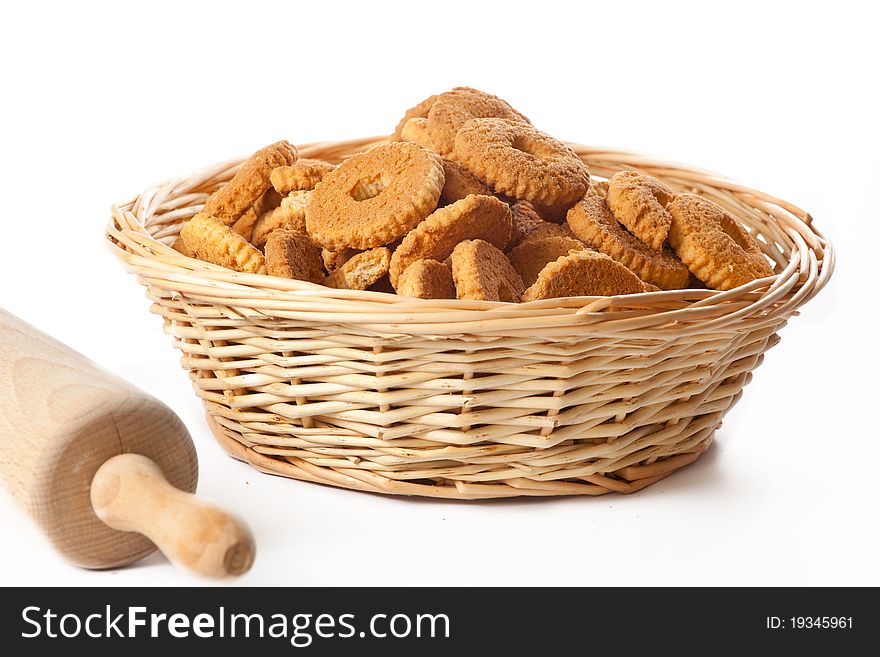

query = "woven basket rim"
(106, 137), (834, 338)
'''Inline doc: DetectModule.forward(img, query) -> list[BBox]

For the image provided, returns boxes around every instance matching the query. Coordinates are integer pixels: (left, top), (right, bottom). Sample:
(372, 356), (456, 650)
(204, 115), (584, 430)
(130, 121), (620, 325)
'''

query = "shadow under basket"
(107, 137), (834, 499)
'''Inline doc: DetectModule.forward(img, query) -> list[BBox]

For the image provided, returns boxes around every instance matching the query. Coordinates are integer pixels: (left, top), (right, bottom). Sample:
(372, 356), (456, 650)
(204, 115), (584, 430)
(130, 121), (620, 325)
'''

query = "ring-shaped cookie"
(567, 195), (690, 290)
(453, 118), (590, 208)
(306, 142), (444, 251)
(667, 194), (774, 290)
(605, 170), (676, 250)
(425, 87), (530, 155)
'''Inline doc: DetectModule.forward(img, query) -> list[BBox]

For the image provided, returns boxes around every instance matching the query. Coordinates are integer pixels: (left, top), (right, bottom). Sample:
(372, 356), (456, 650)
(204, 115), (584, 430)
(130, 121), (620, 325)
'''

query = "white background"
(0, 0), (876, 586)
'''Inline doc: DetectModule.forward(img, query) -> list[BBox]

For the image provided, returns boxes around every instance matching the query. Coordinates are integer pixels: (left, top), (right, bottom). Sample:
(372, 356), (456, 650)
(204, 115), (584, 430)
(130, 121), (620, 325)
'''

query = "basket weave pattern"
(107, 138), (833, 499)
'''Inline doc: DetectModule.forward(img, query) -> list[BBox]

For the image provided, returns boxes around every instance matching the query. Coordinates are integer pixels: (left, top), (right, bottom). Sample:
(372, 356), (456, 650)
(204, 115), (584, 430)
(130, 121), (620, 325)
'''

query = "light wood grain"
(91, 454), (254, 577)
(0, 308), (203, 570)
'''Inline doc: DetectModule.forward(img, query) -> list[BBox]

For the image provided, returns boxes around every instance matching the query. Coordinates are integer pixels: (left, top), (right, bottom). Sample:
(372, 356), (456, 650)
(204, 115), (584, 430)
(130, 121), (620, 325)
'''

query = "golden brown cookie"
(506, 235), (588, 288)
(440, 158), (493, 205)
(506, 200), (546, 249)
(179, 212), (266, 274)
(270, 159), (336, 194)
(531, 221), (577, 243)
(522, 250), (647, 301)
(588, 179), (609, 198)
(321, 247), (357, 272)
(323, 247), (391, 290)
(605, 171), (676, 250)
(453, 118), (590, 208)
(392, 93), (440, 141)
(172, 231), (195, 257)
(231, 188), (282, 241)
(306, 142), (444, 251)
(396, 120), (492, 204)
(389, 194), (512, 287)
(396, 259), (456, 299)
(567, 195), (690, 290)
(264, 229), (324, 283)
(251, 190), (311, 249)
(203, 140), (297, 225)
(399, 117), (434, 149)
(667, 194), (774, 290)
(450, 239), (525, 302)
(425, 87), (530, 155)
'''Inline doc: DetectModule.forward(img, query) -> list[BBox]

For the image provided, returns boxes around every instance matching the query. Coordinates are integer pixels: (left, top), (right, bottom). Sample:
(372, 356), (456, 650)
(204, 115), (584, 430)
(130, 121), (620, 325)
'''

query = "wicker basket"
(106, 137), (833, 499)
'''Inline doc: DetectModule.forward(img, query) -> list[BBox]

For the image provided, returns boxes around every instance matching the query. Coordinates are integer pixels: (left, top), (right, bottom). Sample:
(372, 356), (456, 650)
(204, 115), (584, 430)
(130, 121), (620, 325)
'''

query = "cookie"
(264, 229), (324, 283)
(530, 200), (574, 225)
(440, 158), (493, 205)
(321, 247), (358, 272)
(567, 195), (690, 290)
(667, 194), (774, 290)
(507, 235), (588, 288)
(306, 142), (444, 251)
(450, 239), (525, 302)
(506, 201), (546, 249)
(425, 87), (530, 155)
(399, 117), (434, 149)
(389, 194), (511, 287)
(453, 118), (590, 208)
(588, 179), (609, 198)
(203, 140), (298, 225)
(605, 170), (676, 250)
(398, 118), (493, 204)
(522, 250), (648, 301)
(251, 190), (311, 249)
(392, 93), (440, 141)
(231, 188), (282, 241)
(179, 212), (267, 275)
(323, 247), (391, 290)
(172, 233), (194, 258)
(270, 159), (336, 194)
(396, 259), (456, 299)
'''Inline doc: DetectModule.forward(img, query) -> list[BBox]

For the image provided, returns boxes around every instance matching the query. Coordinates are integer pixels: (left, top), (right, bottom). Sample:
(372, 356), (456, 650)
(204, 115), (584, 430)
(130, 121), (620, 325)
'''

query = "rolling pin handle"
(90, 454), (255, 578)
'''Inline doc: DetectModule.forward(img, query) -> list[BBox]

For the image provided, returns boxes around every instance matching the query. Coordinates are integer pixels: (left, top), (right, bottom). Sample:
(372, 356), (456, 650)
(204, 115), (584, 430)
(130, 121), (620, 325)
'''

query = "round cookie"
(522, 250), (648, 302)
(396, 259), (456, 299)
(264, 229), (324, 283)
(389, 194), (511, 287)
(451, 239), (525, 303)
(425, 87), (530, 155)
(453, 118), (590, 208)
(567, 195), (690, 290)
(306, 142), (444, 251)
(507, 235), (588, 288)
(666, 194), (774, 290)
(399, 117), (494, 204)
(605, 170), (676, 251)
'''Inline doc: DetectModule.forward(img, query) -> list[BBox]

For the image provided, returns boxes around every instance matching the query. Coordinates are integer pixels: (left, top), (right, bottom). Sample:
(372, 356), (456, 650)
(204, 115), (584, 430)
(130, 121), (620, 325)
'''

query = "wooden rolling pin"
(0, 308), (255, 578)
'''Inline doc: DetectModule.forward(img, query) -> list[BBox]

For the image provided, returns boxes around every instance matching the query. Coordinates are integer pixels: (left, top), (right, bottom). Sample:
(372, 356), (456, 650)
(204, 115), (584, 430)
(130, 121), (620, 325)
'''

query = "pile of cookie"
(173, 87), (774, 300)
